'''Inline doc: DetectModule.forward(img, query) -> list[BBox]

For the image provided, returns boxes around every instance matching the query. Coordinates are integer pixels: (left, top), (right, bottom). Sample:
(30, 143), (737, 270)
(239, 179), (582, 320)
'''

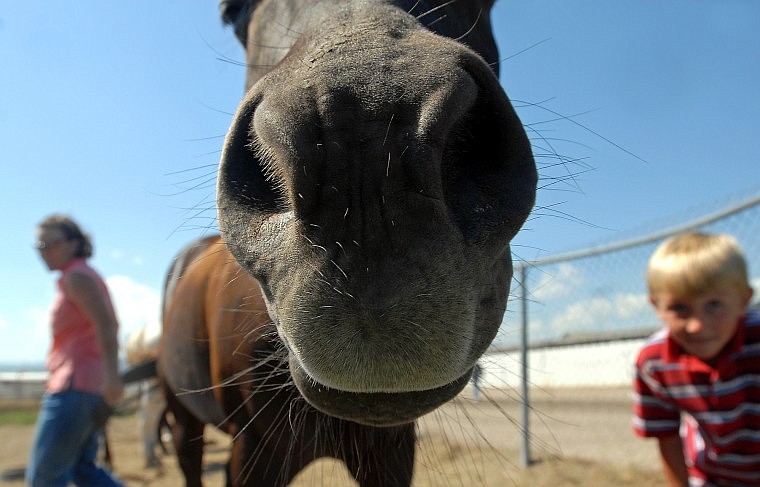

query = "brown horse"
(160, 235), (417, 486)
(160, 0), (537, 485)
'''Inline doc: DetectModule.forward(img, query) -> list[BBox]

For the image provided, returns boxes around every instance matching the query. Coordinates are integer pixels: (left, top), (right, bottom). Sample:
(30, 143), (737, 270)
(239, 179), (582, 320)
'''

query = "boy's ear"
(742, 287), (754, 308)
(649, 294), (659, 307)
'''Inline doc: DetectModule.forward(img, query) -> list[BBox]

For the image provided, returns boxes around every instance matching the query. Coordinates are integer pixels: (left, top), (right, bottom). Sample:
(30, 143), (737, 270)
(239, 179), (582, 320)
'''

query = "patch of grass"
(0, 399), (39, 425)
(0, 409), (37, 425)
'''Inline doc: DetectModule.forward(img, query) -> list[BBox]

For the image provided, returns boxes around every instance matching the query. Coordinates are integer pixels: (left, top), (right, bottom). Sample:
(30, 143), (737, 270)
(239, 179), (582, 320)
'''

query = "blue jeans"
(26, 390), (123, 487)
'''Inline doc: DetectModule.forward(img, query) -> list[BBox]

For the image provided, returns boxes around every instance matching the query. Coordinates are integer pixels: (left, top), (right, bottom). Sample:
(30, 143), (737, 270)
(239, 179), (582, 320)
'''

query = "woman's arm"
(658, 434), (688, 487)
(64, 272), (124, 405)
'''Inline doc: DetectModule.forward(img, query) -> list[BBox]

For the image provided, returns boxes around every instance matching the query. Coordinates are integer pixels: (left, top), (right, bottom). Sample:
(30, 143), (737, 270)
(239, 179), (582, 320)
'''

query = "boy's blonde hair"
(647, 232), (750, 297)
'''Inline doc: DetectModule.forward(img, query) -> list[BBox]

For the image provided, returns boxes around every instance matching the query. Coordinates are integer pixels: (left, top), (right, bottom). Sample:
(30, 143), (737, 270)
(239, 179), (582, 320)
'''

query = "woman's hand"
(101, 374), (124, 406)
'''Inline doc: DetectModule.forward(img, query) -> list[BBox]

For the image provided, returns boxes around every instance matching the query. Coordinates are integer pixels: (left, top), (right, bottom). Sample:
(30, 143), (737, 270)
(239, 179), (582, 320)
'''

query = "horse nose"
(219, 45), (535, 248)
(216, 19), (535, 395)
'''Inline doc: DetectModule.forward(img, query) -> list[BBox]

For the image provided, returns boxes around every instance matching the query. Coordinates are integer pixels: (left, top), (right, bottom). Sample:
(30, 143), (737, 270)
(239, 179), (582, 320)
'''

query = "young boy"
(633, 232), (758, 487)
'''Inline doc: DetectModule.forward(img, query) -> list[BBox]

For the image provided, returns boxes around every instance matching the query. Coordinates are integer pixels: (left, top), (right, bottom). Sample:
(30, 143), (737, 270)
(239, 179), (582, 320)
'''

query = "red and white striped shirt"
(633, 309), (760, 486)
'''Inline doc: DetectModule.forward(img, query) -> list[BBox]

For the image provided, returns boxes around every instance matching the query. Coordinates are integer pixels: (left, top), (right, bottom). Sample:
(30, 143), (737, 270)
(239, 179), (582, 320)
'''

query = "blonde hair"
(647, 232), (750, 297)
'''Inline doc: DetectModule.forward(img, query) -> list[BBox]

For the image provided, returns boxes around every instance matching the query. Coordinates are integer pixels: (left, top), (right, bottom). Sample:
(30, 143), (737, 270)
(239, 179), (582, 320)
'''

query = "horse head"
(216, 0), (536, 426)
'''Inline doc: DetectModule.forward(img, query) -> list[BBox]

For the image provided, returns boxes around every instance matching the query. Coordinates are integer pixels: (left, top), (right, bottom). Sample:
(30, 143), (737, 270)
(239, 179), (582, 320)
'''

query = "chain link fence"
(479, 189), (760, 466)
(515, 190), (760, 350)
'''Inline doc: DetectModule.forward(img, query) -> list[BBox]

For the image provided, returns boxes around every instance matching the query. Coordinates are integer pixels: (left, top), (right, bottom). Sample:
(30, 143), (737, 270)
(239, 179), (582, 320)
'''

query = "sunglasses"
(33, 239), (67, 251)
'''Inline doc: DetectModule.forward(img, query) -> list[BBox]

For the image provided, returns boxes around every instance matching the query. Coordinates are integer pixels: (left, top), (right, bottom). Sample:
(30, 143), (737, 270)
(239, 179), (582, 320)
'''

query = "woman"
(26, 214), (124, 487)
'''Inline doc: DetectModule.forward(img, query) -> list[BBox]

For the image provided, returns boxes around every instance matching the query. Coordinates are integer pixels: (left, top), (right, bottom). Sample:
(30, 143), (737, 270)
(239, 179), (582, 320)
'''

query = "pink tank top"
(46, 258), (116, 394)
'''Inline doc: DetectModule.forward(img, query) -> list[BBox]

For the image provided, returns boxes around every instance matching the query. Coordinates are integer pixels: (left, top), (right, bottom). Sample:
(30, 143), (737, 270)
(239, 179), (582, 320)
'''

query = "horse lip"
(288, 355), (472, 426)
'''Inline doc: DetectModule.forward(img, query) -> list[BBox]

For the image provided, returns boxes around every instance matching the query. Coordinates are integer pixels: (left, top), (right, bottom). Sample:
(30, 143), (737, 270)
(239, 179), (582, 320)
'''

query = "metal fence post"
(519, 262), (531, 467)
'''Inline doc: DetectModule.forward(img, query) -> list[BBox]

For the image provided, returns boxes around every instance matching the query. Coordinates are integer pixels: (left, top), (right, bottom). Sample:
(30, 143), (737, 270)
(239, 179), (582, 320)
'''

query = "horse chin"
(289, 355), (472, 427)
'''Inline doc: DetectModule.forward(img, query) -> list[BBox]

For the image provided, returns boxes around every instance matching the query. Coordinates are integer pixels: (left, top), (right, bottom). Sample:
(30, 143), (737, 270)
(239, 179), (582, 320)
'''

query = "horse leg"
(166, 389), (205, 487)
(141, 381), (167, 467)
(158, 411), (172, 455)
(347, 424), (416, 487)
(98, 428), (112, 469)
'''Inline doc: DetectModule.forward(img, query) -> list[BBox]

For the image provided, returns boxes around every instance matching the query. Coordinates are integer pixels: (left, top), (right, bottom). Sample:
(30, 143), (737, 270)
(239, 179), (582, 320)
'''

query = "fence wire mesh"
(504, 189), (760, 351)
(479, 190), (760, 467)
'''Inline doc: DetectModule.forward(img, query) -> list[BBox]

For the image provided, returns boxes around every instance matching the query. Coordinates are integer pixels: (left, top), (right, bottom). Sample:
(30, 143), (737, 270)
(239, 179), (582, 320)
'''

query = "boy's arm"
(658, 434), (688, 487)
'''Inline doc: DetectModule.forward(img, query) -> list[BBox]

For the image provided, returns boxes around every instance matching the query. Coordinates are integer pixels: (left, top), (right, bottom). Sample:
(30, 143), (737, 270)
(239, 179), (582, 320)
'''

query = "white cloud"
(105, 275), (161, 350)
(548, 292), (651, 339)
(528, 318), (547, 341)
(530, 263), (585, 301)
(752, 276), (760, 307)
(615, 293), (650, 319)
(1, 306), (51, 365)
(527, 274), (760, 343)
(0, 277), (159, 366)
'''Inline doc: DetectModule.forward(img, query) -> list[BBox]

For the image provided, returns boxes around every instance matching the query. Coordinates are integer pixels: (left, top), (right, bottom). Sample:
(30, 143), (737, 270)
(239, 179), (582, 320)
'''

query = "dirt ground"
(0, 387), (664, 486)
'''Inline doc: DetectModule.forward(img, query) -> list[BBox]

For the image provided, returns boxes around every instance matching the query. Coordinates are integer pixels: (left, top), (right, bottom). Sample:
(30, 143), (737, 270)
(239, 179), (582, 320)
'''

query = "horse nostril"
(218, 98), (289, 217)
(440, 64), (537, 245)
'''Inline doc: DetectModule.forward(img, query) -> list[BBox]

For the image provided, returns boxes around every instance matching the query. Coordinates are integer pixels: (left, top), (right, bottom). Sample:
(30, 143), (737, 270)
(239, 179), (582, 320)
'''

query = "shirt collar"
(61, 257), (86, 273)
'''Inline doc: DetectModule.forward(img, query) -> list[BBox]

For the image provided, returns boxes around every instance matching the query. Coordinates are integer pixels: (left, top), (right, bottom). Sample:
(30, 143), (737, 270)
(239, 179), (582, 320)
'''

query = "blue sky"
(1, 1), (759, 366)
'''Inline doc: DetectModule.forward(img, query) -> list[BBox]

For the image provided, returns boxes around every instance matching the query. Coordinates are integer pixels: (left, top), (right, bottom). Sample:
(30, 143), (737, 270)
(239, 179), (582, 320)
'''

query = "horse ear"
(219, 0), (255, 46)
